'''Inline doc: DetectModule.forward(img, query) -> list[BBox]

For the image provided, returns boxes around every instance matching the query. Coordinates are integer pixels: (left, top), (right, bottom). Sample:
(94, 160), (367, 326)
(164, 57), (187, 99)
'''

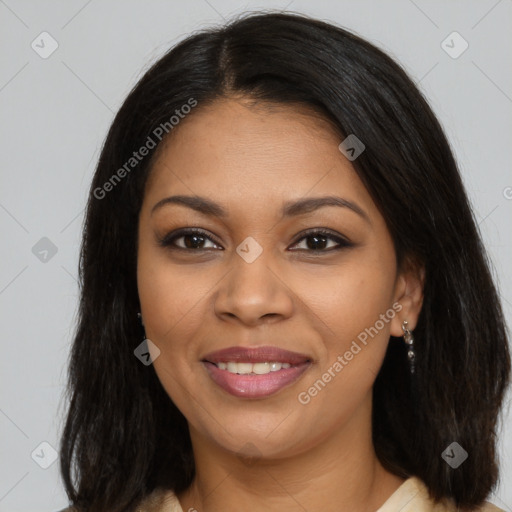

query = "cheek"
(295, 265), (395, 430)
(137, 248), (206, 408)
(292, 257), (397, 346)
(137, 243), (212, 344)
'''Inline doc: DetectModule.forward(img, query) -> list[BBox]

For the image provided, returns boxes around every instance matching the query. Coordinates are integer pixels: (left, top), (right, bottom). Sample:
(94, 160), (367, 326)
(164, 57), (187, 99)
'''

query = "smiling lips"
(202, 346), (312, 398)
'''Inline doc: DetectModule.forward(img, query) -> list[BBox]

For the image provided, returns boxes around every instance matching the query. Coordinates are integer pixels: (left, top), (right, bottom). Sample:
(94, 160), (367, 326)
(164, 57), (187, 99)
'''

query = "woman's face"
(137, 97), (421, 460)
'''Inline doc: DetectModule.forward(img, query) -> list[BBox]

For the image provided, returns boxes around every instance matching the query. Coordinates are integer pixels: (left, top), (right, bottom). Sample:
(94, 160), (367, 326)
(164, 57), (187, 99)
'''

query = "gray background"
(1, 1), (511, 510)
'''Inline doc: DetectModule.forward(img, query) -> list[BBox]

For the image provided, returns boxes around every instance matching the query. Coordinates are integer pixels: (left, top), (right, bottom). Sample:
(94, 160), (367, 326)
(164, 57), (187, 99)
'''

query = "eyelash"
(157, 227), (353, 254)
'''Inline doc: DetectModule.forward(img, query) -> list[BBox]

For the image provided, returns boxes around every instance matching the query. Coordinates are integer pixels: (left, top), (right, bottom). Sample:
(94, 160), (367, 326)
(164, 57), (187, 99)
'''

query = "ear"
(389, 260), (425, 337)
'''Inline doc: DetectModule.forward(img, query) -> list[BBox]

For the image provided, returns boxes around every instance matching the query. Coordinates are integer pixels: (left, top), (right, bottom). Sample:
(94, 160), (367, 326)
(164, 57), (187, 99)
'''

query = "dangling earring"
(136, 311), (147, 344)
(137, 311), (147, 341)
(402, 320), (416, 374)
(134, 311), (160, 365)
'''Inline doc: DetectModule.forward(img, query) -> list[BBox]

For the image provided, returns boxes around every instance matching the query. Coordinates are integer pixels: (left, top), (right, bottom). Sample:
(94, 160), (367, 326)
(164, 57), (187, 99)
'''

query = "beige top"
(60, 477), (505, 511)
(131, 476), (504, 512)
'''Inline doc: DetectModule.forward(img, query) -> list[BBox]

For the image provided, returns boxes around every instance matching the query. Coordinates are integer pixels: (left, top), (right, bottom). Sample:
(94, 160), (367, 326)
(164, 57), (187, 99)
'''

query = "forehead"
(143, 98), (375, 218)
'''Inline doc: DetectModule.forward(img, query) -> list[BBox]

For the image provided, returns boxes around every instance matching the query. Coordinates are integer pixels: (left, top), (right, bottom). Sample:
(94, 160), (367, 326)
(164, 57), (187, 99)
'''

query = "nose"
(213, 245), (294, 326)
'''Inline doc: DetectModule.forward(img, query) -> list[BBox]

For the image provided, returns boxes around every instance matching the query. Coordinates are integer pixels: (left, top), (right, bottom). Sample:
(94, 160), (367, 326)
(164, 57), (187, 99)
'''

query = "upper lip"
(202, 346), (311, 365)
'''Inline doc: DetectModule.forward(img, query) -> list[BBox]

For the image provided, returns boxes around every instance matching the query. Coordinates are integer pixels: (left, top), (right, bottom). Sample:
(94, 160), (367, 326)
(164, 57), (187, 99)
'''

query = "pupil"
(182, 234), (328, 250)
(308, 235), (327, 250)
(185, 234), (204, 249)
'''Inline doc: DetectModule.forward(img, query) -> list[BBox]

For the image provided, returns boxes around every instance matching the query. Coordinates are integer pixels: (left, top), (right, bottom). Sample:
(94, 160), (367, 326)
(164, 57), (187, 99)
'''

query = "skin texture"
(137, 97), (424, 512)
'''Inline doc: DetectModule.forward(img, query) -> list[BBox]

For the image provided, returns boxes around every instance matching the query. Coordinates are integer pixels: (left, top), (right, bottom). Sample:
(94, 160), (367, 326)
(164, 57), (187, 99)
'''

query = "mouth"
(201, 346), (312, 399)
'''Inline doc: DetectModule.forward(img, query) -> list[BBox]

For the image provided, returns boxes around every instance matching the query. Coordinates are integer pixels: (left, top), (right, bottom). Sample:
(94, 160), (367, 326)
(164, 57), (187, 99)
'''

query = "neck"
(177, 396), (405, 512)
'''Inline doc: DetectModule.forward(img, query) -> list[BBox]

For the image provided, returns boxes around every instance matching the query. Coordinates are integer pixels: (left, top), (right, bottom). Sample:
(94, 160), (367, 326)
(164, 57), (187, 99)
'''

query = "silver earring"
(402, 320), (416, 374)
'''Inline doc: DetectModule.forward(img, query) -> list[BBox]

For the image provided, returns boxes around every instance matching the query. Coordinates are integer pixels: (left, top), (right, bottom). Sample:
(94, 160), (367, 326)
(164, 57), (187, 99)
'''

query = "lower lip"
(203, 362), (311, 398)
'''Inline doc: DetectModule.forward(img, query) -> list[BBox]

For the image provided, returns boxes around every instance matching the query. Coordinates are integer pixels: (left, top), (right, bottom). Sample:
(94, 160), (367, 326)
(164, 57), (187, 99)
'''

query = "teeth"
(237, 363), (253, 375)
(214, 361), (294, 375)
(253, 362), (270, 374)
(270, 362), (281, 372)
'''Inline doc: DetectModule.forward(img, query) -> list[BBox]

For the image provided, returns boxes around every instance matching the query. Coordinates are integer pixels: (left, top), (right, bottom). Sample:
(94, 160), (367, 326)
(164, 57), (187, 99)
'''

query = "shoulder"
(56, 489), (182, 512)
(137, 488), (183, 512)
(474, 503), (506, 512)
(377, 477), (506, 512)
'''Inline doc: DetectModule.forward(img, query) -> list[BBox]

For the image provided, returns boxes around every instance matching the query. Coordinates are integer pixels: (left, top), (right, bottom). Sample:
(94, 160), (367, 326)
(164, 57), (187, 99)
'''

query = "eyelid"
(158, 227), (353, 252)
(288, 227), (352, 250)
(157, 227), (223, 249)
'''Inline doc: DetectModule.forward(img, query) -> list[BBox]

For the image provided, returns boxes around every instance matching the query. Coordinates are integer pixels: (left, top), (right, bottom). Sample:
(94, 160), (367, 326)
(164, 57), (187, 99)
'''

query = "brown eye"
(289, 229), (353, 252)
(158, 229), (222, 250)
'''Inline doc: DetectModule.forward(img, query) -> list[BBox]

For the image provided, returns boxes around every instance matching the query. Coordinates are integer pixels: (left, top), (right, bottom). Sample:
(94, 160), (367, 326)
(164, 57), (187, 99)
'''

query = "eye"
(158, 227), (353, 253)
(158, 228), (222, 251)
(288, 229), (353, 252)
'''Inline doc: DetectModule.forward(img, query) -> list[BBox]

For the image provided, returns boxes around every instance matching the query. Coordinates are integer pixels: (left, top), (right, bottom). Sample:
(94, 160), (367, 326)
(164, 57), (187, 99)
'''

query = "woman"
(58, 11), (511, 512)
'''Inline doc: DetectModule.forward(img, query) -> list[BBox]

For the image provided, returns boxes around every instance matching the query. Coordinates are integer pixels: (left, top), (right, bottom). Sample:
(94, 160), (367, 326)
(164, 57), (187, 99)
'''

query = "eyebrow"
(151, 194), (370, 223)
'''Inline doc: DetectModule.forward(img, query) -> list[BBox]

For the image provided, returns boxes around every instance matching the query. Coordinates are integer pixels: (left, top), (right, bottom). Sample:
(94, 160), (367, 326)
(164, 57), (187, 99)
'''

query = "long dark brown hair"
(59, 11), (511, 511)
